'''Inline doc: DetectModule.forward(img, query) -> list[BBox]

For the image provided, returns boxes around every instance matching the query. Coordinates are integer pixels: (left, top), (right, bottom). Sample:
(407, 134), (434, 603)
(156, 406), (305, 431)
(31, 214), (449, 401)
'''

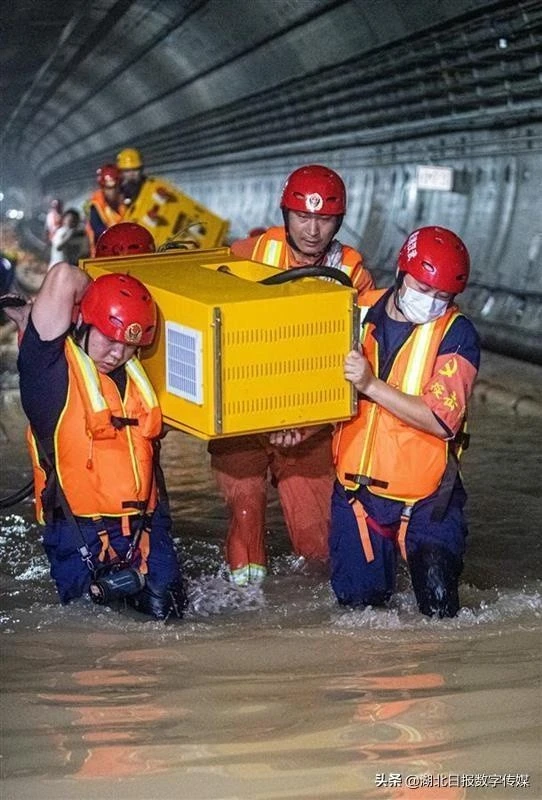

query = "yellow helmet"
(116, 148), (143, 169)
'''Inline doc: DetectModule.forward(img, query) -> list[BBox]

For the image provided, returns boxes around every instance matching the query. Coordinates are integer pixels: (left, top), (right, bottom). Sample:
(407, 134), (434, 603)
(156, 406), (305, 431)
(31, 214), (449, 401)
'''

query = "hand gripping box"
(84, 248), (359, 440)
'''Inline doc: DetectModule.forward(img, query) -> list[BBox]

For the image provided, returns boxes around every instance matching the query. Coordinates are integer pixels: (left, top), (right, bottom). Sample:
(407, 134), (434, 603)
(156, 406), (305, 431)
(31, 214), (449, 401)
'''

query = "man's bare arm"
(31, 262), (91, 341)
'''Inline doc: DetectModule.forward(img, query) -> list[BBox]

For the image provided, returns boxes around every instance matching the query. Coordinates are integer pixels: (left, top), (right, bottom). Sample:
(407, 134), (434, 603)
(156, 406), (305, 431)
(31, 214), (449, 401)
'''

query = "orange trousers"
(208, 428), (334, 576)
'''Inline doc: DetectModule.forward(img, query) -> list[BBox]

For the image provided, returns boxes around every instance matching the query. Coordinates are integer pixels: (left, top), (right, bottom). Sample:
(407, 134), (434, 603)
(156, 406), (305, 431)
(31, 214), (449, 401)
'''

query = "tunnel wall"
(178, 124), (542, 364)
(57, 120), (542, 364)
(14, 0), (540, 362)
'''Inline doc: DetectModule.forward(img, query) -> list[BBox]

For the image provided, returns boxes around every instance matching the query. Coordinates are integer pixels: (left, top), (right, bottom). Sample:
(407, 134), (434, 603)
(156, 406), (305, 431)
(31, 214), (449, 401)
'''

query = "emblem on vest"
(305, 193), (323, 212)
(125, 322), (143, 344)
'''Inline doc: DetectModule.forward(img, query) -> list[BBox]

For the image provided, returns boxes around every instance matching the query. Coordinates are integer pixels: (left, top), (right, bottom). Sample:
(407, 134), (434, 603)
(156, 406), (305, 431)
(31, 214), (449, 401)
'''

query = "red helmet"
(280, 165), (346, 215)
(80, 273), (157, 346)
(96, 164), (120, 188)
(397, 226), (470, 294)
(95, 222), (155, 257)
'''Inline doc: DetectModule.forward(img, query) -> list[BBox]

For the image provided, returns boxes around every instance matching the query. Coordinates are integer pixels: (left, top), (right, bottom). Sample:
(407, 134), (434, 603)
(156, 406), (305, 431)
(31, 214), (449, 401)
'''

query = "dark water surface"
(1, 390), (540, 800)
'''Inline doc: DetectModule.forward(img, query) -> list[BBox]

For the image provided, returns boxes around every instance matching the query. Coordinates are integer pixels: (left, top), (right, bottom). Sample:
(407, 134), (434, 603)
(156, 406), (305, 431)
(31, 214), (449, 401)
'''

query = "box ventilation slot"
(166, 322), (203, 404)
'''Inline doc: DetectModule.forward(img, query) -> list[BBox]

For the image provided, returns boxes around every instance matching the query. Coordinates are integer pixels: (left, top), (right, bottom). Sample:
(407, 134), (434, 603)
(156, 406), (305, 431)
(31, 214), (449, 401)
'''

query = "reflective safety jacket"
(86, 190), (124, 255)
(250, 226), (373, 294)
(28, 337), (162, 523)
(333, 289), (464, 503)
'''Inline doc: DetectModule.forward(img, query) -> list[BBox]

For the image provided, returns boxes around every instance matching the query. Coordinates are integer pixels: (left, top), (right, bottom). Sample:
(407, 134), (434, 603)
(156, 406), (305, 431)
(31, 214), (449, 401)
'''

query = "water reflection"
(1, 395), (541, 799)
(328, 665), (465, 799)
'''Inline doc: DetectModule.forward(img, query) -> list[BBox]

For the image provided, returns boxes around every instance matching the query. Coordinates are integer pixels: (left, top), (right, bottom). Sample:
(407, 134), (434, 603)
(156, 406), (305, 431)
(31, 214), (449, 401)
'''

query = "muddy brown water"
(1, 383), (540, 800)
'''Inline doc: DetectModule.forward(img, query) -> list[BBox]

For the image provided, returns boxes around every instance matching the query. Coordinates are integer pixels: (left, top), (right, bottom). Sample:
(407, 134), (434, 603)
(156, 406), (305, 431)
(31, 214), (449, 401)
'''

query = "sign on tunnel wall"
(416, 165), (454, 191)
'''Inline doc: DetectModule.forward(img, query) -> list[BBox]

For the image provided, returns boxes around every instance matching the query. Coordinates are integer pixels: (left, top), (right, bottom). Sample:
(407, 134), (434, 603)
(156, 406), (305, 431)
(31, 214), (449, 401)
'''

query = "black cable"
(0, 295), (27, 310)
(0, 479), (34, 509)
(259, 265), (353, 287)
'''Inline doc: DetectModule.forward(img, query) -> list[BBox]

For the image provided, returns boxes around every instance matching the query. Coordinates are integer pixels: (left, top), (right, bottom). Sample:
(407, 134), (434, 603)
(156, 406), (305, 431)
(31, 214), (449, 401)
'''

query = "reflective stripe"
(66, 338), (108, 413)
(263, 239), (283, 265)
(126, 358), (159, 409)
(402, 322), (435, 395)
(357, 403), (378, 484)
(67, 341), (159, 419)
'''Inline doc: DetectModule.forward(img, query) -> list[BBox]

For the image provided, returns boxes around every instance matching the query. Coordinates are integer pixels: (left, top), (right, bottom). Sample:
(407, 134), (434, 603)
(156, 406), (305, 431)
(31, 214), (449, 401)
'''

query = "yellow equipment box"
(124, 176), (229, 249)
(83, 249), (359, 440)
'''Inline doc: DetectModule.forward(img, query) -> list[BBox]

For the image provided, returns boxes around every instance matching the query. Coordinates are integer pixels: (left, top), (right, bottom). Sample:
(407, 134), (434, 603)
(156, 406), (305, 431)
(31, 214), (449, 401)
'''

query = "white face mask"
(398, 285), (449, 324)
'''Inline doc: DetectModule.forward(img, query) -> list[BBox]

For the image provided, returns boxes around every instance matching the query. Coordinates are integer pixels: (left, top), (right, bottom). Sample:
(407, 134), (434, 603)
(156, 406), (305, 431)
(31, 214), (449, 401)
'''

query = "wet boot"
(127, 579), (186, 620)
(408, 543), (462, 618)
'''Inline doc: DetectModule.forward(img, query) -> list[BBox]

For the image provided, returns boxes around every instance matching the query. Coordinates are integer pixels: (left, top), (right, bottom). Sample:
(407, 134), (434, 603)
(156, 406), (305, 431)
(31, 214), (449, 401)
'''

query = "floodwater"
(0, 380), (540, 800)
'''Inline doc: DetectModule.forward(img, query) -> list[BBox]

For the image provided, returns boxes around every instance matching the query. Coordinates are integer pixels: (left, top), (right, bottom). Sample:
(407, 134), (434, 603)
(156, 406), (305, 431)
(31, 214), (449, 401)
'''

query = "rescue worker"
(330, 226), (480, 618)
(210, 165), (374, 587)
(3, 248), (184, 619)
(231, 164), (373, 296)
(95, 221), (156, 257)
(86, 164), (125, 255)
(116, 148), (146, 207)
(48, 208), (89, 268)
(44, 198), (63, 242)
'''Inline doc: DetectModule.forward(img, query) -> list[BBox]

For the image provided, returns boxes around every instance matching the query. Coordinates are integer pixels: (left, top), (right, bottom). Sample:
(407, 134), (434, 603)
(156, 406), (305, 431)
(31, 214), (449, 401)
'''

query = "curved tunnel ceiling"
(2, 0), (541, 363)
(2, 0), (540, 186)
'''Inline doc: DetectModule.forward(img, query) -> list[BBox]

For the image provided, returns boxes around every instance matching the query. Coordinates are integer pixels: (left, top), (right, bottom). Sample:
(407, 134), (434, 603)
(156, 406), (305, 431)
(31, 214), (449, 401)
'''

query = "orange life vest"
(250, 226), (371, 292)
(28, 337), (162, 523)
(333, 289), (463, 503)
(85, 190), (124, 255)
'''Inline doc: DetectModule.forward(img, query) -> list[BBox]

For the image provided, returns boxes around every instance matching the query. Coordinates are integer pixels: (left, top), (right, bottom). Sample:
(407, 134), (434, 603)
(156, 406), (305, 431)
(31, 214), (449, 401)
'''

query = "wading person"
(94, 221), (156, 258)
(3, 247), (184, 619)
(44, 198), (63, 243)
(86, 164), (125, 255)
(116, 147), (147, 207)
(210, 164), (374, 587)
(48, 208), (89, 268)
(331, 226), (480, 618)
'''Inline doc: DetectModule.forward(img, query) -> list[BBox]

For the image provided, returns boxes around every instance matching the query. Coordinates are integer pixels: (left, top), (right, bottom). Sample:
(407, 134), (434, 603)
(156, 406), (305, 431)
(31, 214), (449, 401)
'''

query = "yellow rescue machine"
(83, 249), (359, 440)
(124, 176), (229, 249)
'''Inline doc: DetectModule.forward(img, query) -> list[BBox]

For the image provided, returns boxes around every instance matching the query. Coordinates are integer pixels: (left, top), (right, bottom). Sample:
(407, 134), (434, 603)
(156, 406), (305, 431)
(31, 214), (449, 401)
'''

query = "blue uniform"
(330, 306), (480, 617)
(18, 318), (184, 618)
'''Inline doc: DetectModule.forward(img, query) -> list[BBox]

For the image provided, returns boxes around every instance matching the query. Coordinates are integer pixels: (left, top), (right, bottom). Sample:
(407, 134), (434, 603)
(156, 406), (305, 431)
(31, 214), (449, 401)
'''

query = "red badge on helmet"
(305, 193), (324, 213)
(125, 322), (143, 344)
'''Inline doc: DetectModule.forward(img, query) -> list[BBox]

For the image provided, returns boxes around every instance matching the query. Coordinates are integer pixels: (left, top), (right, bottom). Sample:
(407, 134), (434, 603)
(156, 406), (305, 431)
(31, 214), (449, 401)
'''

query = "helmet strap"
(331, 214), (343, 239)
(393, 272), (406, 315)
(74, 322), (91, 354)
(283, 208), (301, 255)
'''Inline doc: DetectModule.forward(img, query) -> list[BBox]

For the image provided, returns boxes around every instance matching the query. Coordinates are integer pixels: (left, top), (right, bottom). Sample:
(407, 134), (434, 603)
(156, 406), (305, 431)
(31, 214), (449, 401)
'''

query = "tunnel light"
(498, 37), (508, 49)
(0, 191), (4, 202)
(6, 208), (24, 220)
